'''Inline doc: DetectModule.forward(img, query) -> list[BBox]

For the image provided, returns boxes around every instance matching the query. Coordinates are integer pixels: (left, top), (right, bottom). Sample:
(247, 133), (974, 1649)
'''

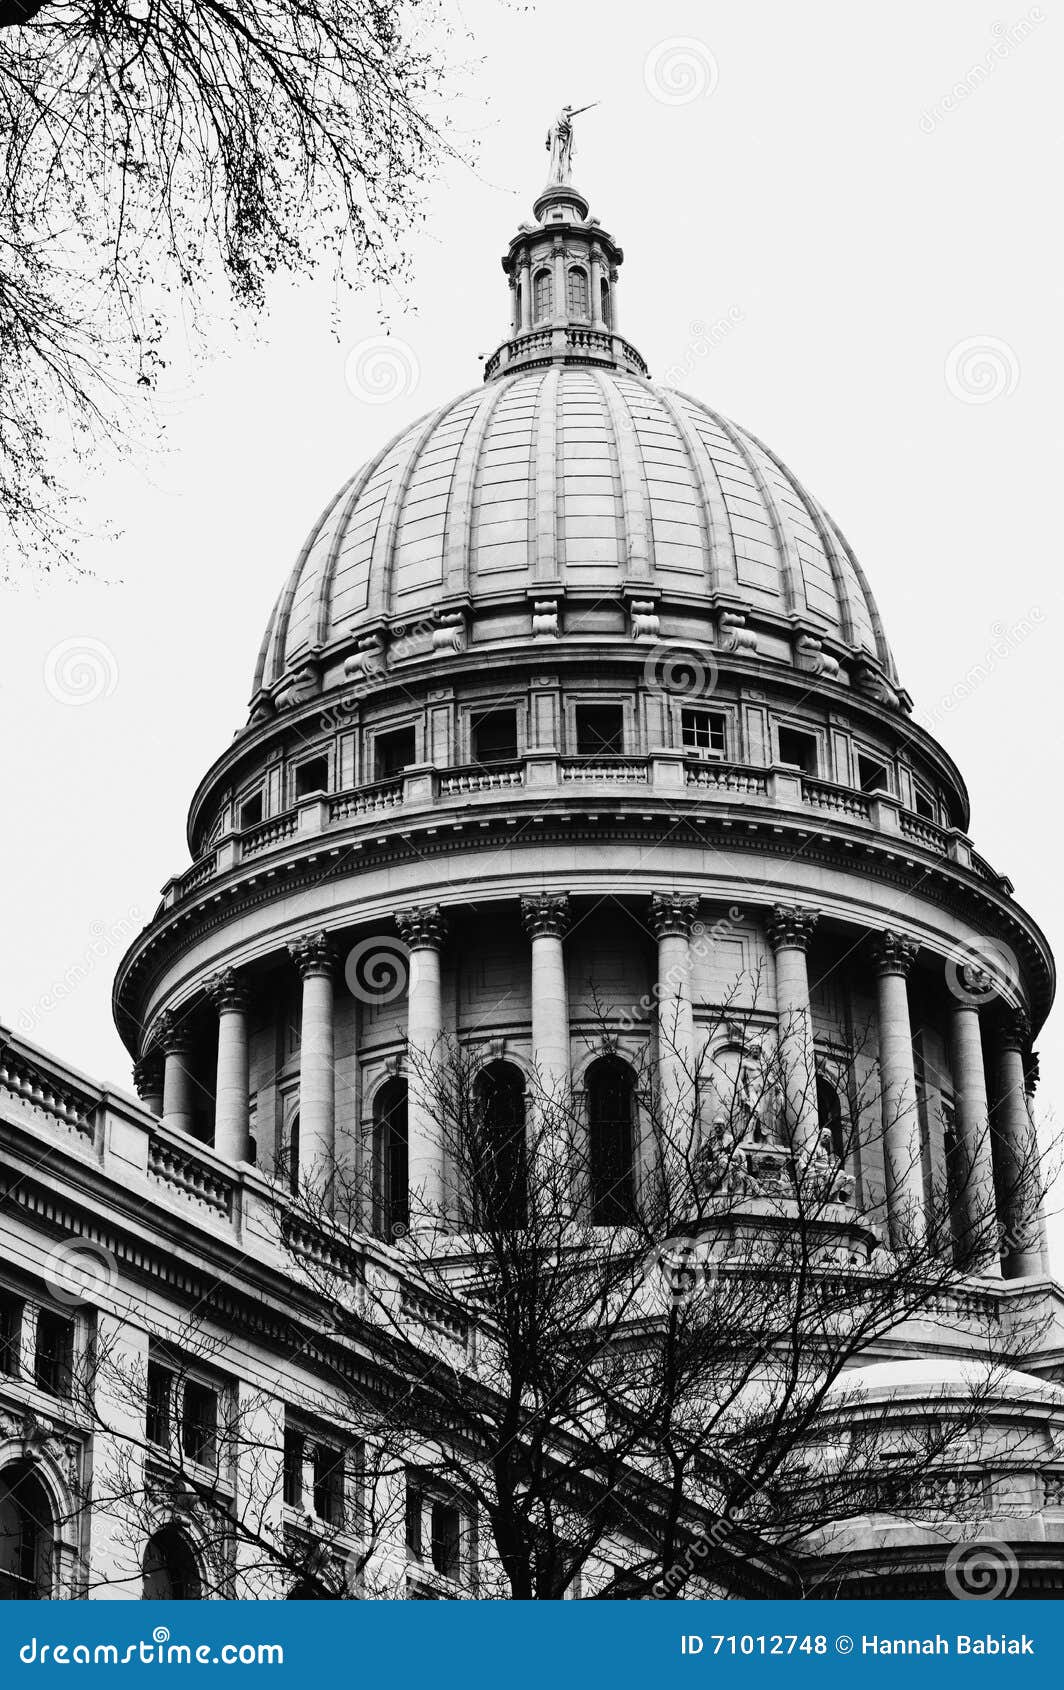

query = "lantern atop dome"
(483, 111), (648, 382)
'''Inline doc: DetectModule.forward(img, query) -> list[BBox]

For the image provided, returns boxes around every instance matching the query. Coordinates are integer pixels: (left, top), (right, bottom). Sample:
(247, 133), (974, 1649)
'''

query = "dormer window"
(567, 266), (589, 319)
(533, 268), (552, 323)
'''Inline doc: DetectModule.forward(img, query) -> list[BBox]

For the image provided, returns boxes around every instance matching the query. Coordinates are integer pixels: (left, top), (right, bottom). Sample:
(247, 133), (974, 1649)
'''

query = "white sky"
(1, 0), (1061, 1261)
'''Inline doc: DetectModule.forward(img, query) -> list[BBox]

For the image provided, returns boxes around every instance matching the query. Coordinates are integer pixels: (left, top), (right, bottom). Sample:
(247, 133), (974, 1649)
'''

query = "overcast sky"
(1, 0), (1060, 1258)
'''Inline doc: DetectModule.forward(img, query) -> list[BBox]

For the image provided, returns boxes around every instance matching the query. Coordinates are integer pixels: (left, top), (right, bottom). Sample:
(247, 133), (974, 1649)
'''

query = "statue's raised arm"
(544, 102), (599, 186)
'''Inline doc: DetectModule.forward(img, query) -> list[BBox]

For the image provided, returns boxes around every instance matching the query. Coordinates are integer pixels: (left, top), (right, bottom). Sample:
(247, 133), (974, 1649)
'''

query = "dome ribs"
(313, 419), (422, 653)
(366, 398), (468, 624)
(593, 368), (655, 587)
(656, 386), (738, 598)
(443, 377), (515, 603)
(703, 405), (806, 620)
(531, 366), (561, 586)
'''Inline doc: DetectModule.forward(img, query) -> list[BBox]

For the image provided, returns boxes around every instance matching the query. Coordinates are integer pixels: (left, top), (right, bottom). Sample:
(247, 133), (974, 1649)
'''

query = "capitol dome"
(254, 366), (897, 700)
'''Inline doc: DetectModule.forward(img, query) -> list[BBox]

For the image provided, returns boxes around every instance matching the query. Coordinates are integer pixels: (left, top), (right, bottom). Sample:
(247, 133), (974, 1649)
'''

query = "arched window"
(816, 1076), (846, 1163)
(0, 1465), (53, 1600)
(600, 278), (611, 328)
(533, 268), (552, 323)
(471, 1062), (527, 1228)
(141, 1524), (202, 1600)
(567, 266), (589, 319)
(587, 1057), (636, 1223)
(374, 1078), (409, 1240)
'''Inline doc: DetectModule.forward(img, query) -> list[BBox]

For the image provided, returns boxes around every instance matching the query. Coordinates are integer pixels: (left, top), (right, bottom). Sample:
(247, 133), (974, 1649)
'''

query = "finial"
(544, 102), (600, 188)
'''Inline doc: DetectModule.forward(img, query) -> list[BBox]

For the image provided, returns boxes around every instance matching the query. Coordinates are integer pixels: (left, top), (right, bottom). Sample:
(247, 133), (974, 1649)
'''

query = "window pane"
(567, 268), (589, 317)
(533, 270), (552, 321)
(574, 705), (624, 757)
(181, 1380), (217, 1466)
(375, 726), (416, 780)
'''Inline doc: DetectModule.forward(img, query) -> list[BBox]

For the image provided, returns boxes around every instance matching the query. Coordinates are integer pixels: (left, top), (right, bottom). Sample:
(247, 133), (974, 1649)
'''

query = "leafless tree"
(0, 1), (463, 571)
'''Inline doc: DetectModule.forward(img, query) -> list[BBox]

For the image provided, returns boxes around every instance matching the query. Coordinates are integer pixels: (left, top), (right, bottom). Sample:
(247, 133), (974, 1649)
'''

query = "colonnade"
(140, 897), (1045, 1277)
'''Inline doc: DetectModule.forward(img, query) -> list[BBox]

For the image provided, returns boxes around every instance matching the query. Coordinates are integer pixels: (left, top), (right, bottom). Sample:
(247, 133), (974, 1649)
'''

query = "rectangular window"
(430, 1501), (462, 1581)
(681, 708), (726, 757)
(375, 725), (417, 780)
(283, 1428), (304, 1509)
(574, 704), (624, 757)
(913, 784), (936, 821)
(181, 1379), (218, 1467)
(856, 752), (891, 795)
(776, 725), (818, 777)
(34, 1311), (73, 1399)
(239, 790), (264, 830)
(294, 755), (329, 799)
(312, 1444), (344, 1525)
(471, 710), (518, 765)
(0, 1292), (22, 1377)
(146, 1361), (173, 1448)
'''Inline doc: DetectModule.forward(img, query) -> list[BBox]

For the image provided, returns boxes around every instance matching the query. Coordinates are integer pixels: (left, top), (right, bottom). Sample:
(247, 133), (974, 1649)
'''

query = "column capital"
(288, 930), (337, 980)
(204, 966), (251, 1015)
(395, 904), (447, 952)
(649, 891), (700, 940)
(521, 892), (571, 940)
(994, 1009), (1031, 1054)
(766, 903), (819, 954)
(133, 1053), (164, 1100)
(869, 929), (919, 979)
(152, 1009), (193, 1056)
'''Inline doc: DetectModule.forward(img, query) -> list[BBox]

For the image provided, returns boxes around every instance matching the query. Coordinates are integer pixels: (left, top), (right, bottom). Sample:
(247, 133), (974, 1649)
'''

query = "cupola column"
(589, 244), (606, 330)
(766, 905), (820, 1157)
(551, 237), (566, 326)
(947, 988), (1000, 1275)
(288, 932), (337, 1197)
(649, 894), (700, 1156)
(156, 1012), (195, 1137)
(993, 1014), (1046, 1277)
(395, 905), (447, 1222)
(133, 1054), (165, 1118)
(518, 252), (532, 333)
(521, 894), (573, 1202)
(206, 967), (252, 1164)
(870, 931), (926, 1246)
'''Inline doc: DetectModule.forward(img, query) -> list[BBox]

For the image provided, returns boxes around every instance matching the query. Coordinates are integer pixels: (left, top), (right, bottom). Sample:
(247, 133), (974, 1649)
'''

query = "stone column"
(287, 932), (337, 1195)
(948, 988), (1000, 1275)
(649, 893), (700, 1152)
(993, 1013), (1046, 1277)
(766, 904), (820, 1156)
(589, 245), (606, 330)
(395, 905), (447, 1221)
(157, 1011), (195, 1137)
(870, 930), (925, 1246)
(206, 967), (252, 1164)
(552, 239), (566, 325)
(519, 254), (532, 333)
(608, 265), (620, 332)
(133, 1054), (164, 1118)
(521, 893), (572, 1107)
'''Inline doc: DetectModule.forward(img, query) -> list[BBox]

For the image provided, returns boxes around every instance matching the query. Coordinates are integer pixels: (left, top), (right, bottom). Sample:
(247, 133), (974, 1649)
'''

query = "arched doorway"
(141, 1524), (202, 1599)
(586, 1056), (636, 1223)
(0, 1464), (53, 1600)
(472, 1061), (527, 1227)
(374, 1078), (409, 1239)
